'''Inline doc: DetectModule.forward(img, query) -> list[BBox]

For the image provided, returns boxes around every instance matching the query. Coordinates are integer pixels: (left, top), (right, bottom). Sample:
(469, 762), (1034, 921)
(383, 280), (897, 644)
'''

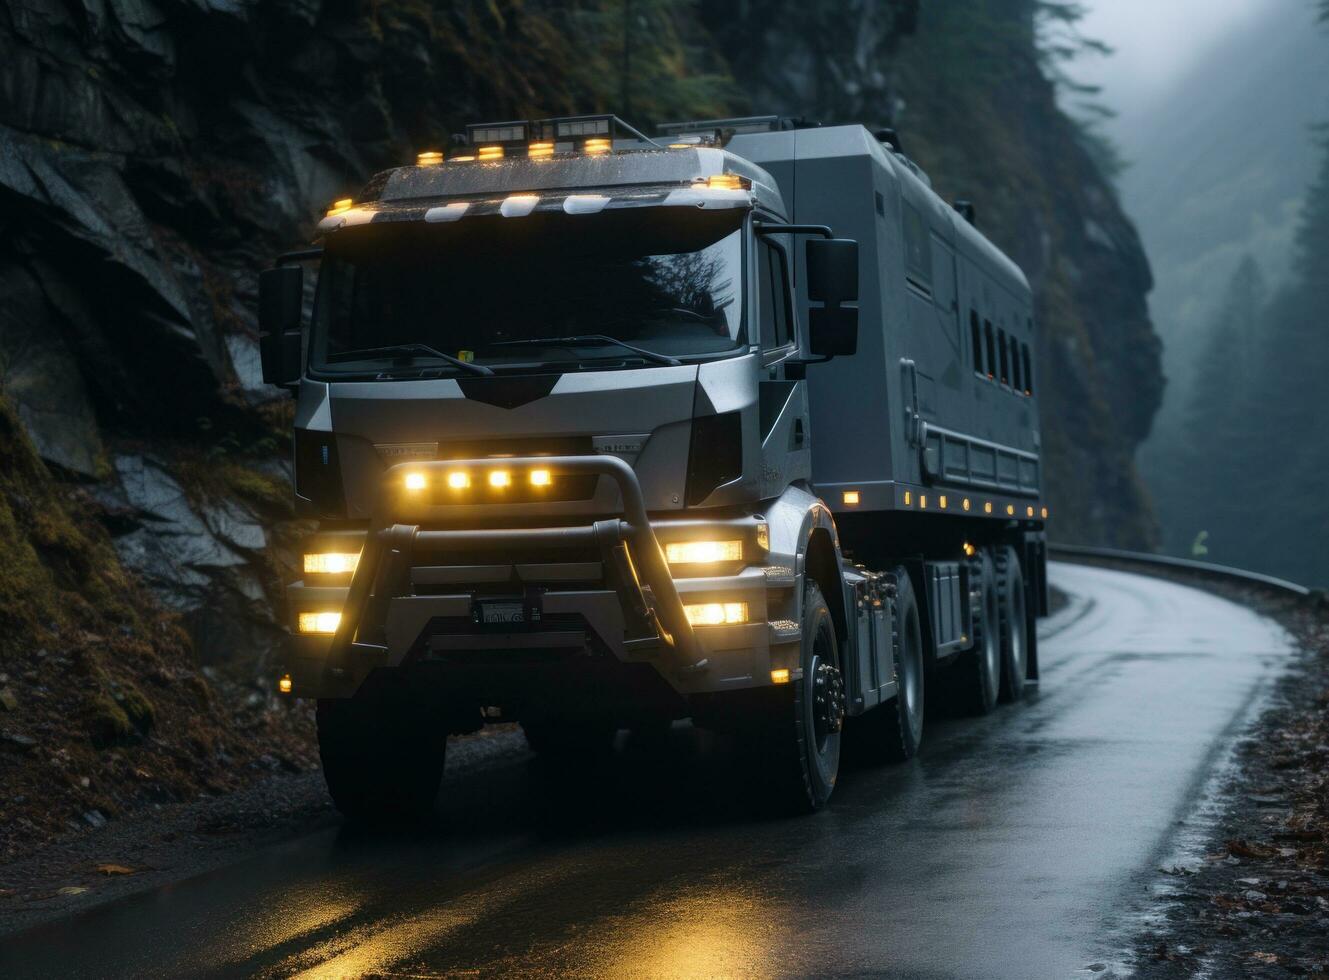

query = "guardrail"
(1048, 544), (1313, 599)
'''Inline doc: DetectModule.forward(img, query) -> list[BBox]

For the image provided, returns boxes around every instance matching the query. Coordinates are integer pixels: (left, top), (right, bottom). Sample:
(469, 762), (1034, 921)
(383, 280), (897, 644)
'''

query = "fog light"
(404, 472), (428, 491)
(665, 540), (743, 564)
(530, 468), (552, 487)
(683, 602), (749, 626)
(297, 611), (341, 635)
(447, 471), (470, 490)
(303, 552), (360, 575)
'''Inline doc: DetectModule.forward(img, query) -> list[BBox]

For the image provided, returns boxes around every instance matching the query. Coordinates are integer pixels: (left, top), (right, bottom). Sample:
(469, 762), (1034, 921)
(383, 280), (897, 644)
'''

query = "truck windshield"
(310, 207), (746, 375)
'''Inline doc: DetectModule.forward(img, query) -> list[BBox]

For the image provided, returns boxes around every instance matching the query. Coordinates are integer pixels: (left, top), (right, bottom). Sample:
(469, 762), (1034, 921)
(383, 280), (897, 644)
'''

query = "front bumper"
(281, 456), (802, 702)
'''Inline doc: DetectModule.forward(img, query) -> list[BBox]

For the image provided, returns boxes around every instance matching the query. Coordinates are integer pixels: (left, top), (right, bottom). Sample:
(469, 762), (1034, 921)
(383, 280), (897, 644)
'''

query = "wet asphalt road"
(0, 563), (1295, 979)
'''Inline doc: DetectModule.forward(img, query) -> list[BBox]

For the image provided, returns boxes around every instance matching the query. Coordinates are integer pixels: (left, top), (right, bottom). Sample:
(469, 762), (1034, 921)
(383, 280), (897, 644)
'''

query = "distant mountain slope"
(1123, 0), (1329, 403)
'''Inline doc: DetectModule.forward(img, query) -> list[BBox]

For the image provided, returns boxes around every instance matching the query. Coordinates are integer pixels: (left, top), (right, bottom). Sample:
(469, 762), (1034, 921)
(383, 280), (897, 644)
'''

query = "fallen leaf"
(56, 886), (88, 896)
(95, 864), (135, 876)
(1248, 951), (1279, 964)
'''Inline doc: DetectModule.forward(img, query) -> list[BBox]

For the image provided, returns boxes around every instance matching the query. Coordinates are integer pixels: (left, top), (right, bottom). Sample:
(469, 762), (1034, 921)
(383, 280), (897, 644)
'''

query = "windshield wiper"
(325, 343), (494, 376)
(485, 334), (682, 367)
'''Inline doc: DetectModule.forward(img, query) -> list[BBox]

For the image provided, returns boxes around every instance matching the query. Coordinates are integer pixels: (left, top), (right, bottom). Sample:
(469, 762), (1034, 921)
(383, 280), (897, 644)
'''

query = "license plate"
(478, 601), (526, 625)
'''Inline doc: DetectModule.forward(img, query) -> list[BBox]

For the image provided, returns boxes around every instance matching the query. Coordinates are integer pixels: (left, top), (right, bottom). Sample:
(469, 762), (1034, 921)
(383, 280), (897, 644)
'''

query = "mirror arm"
(754, 222), (834, 240)
(274, 247), (323, 268)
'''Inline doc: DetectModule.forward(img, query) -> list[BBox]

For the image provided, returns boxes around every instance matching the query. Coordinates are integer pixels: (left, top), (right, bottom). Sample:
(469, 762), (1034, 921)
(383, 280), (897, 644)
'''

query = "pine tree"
(1171, 256), (1266, 563)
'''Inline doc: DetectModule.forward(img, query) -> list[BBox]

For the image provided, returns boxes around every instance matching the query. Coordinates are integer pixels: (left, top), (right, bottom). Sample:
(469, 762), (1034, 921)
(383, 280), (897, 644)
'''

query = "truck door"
(757, 228), (811, 497)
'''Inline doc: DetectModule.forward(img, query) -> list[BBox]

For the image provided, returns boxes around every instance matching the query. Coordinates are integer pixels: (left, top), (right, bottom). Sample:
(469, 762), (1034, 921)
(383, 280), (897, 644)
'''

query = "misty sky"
(1071, 0), (1269, 131)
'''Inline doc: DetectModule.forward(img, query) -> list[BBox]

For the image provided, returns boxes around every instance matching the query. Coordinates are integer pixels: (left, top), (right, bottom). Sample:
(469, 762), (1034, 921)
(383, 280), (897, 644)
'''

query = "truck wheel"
(880, 568), (925, 760)
(956, 550), (1001, 715)
(521, 719), (618, 757)
(761, 581), (844, 813)
(996, 546), (1029, 703)
(316, 691), (446, 825)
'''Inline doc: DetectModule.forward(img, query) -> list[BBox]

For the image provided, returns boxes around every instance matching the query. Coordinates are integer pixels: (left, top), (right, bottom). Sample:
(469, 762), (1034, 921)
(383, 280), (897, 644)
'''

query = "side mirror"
(259, 266), (304, 386)
(806, 238), (859, 357)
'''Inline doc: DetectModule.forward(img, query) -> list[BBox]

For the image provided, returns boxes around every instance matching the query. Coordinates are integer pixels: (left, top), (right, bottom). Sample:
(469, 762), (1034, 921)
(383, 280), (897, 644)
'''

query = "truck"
(259, 114), (1049, 821)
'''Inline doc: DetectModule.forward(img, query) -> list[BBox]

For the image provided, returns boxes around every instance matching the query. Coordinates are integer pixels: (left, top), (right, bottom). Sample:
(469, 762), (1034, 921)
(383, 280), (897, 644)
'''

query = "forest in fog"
(1139, 0), (1329, 586)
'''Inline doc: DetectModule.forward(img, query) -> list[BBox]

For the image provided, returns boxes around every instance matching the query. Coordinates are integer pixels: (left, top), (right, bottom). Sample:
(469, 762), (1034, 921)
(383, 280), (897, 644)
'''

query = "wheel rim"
(811, 653), (846, 745)
(984, 583), (1001, 694)
(901, 612), (922, 720)
(1008, 575), (1027, 682)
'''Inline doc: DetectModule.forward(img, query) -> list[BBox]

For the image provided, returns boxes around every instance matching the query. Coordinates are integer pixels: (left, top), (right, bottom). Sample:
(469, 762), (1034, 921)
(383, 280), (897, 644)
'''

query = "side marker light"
(530, 469), (552, 487)
(489, 470), (512, 488)
(843, 490), (861, 506)
(278, 674), (293, 694)
(447, 471), (470, 490)
(297, 611), (341, 635)
(770, 668), (791, 685)
(404, 472), (428, 491)
(416, 151), (443, 166)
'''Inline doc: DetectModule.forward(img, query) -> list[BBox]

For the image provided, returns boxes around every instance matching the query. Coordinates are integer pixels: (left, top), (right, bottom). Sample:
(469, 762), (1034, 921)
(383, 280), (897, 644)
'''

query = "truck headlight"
(297, 611), (342, 635)
(683, 602), (749, 626)
(303, 553), (360, 575)
(665, 540), (743, 565)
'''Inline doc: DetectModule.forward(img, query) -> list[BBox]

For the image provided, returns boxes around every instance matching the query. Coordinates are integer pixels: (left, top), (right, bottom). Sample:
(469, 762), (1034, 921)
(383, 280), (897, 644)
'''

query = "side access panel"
(842, 565), (898, 715)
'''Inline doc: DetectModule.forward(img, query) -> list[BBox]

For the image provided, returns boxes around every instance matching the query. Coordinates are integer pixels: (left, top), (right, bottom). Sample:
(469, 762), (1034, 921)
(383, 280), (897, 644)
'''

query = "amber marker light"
(528, 141), (554, 159)
(984, 502), (994, 514)
(488, 470), (512, 489)
(416, 150), (443, 166)
(665, 540), (743, 565)
(449, 154), (476, 163)
(1042, 506), (1050, 519)
(477, 145), (504, 161)
(920, 495), (928, 510)
(297, 611), (341, 635)
(1027, 505), (1035, 518)
(843, 490), (861, 506)
(963, 542), (977, 557)
(404, 472), (428, 491)
(1006, 504), (1016, 516)
(684, 602), (749, 627)
(903, 491), (912, 506)
(963, 498), (972, 511)
(701, 173), (746, 190)
(529, 468), (552, 487)
(583, 137), (612, 154)
(326, 198), (352, 216)
(447, 471), (471, 490)
(278, 674), (293, 694)
(940, 495), (949, 509)
(304, 552), (360, 575)
(770, 668), (791, 685)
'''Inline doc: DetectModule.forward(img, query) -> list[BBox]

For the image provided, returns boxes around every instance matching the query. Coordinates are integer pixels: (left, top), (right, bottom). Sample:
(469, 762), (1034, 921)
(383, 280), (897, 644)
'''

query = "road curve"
(0, 563), (1295, 979)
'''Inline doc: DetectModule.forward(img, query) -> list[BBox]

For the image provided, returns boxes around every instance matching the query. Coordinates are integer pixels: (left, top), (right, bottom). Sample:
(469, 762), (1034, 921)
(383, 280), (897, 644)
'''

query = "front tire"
(317, 686), (446, 825)
(759, 581), (844, 813)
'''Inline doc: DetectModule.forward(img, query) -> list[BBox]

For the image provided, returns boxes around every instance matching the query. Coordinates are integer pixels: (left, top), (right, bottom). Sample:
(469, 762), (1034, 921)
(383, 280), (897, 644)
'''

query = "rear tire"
(880, 569), (925, 760)
(317, 687), (446, 825)
(996, 546), (1029, 703)
(955, 550), (1001, 716)
(756, 581), (844, 813)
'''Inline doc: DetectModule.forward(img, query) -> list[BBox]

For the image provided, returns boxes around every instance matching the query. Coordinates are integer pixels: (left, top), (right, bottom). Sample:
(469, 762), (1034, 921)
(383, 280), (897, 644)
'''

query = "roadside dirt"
(1067, 561), (1329, 978)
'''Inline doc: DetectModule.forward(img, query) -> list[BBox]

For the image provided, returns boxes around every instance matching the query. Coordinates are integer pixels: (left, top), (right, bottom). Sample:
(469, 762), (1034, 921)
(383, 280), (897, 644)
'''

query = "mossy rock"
(84, 683), (155, 748)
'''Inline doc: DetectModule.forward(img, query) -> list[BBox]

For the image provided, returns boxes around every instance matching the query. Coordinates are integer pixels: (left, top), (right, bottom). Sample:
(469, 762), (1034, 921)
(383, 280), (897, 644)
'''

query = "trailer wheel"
(881, 568), (926, 760)
(759, 580), (843, 813)
(521, 719), (618, 757)
(955, 550), (1001, 715)
(317, 690), (446, 825)
(996, 546), (1029, 703)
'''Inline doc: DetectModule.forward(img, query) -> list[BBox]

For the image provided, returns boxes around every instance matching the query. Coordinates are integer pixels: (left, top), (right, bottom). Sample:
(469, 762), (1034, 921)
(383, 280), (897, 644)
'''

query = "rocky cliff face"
(705, 0), (1163, 546)
(0, 0), (1161, 845)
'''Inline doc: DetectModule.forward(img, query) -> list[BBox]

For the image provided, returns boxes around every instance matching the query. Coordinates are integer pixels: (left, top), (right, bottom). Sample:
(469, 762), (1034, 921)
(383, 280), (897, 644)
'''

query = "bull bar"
(320, 455), (702, 691)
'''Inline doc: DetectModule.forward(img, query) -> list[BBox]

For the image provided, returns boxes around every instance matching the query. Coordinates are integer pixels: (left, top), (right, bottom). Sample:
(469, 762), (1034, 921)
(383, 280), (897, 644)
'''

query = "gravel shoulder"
(0, 724), (528, 939)
(1066, 557), (1329, 978)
